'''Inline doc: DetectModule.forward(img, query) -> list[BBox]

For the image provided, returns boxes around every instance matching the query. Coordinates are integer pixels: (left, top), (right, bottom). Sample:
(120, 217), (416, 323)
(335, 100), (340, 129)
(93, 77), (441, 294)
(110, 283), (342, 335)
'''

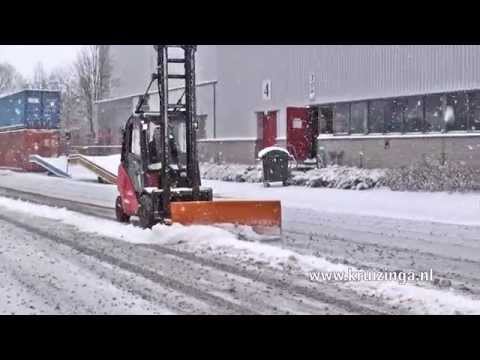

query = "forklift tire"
(138, 194), (155, 229)
(115, 196), (130, 223)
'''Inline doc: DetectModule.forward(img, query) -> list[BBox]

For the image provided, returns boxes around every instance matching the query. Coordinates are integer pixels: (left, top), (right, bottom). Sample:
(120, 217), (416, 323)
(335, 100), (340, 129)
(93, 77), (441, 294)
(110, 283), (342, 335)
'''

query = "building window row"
(331, 90), (480, 135)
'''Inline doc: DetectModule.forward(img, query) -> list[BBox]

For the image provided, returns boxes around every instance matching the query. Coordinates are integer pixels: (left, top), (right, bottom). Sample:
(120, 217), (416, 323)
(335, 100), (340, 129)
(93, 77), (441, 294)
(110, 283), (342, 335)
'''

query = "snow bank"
(1, 196), (480, 315)
(201, 162), (385, 190)
(290, 166), (386, 190)
(382, 158), (480, 192)
(201, 163), (263, 183)
(202, 159), (480, 193)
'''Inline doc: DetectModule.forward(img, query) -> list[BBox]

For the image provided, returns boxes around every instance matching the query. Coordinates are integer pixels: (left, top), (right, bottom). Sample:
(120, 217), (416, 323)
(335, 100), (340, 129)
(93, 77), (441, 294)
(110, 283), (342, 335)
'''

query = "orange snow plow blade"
(170, 200), (282, 235)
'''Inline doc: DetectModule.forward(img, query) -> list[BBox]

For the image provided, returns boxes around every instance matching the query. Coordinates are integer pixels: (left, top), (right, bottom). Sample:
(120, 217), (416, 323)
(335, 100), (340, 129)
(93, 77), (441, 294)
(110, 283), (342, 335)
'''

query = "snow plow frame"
(171, 200), (282, 234)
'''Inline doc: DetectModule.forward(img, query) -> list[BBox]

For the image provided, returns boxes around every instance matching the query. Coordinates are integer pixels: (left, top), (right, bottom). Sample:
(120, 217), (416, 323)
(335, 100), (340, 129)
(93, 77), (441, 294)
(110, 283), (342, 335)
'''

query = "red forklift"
(115, 45), (281, 233)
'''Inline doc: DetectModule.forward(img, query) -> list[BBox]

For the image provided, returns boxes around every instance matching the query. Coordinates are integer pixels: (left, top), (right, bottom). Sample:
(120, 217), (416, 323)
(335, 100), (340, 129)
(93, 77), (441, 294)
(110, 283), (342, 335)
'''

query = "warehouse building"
(95, 45), (480, 168)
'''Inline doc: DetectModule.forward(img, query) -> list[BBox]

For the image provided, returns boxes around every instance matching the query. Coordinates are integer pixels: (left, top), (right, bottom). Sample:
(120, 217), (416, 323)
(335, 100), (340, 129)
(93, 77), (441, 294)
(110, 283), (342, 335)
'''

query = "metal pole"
(156, 45), (171, 218)
(213, 82), (217, 139)
(185, 45), (200, 199)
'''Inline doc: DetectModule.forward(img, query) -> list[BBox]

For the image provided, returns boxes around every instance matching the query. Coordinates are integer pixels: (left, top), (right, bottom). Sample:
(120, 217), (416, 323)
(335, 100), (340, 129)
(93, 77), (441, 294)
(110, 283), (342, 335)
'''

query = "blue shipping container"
(0, 90), (61, 129)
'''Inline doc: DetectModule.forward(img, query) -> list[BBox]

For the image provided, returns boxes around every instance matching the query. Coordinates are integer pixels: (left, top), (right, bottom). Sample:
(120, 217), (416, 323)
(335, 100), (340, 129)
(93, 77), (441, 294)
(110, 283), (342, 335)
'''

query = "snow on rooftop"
(0, 88), (60, 99)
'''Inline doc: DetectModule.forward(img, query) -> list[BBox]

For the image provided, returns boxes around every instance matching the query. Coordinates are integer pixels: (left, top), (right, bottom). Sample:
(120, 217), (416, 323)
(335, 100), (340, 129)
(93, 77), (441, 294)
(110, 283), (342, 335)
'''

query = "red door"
(257, 111), (277, 149)
(287, 107), (311, 161)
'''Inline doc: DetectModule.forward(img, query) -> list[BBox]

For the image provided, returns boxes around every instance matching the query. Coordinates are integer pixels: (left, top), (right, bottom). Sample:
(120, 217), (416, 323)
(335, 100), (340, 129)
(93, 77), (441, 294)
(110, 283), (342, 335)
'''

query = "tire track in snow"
(138, 243), (390, 315)
(0, 220), (173, 315)
(0, 192), (390, 314)
(0, 186), (408, 314)
(0, 212), (256, 315)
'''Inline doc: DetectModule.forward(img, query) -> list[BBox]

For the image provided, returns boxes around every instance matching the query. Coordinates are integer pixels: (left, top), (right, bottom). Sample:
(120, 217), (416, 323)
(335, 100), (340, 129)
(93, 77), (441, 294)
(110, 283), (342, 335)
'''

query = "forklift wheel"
(138, 194), (155, 229)
(115, 196), (130, 223)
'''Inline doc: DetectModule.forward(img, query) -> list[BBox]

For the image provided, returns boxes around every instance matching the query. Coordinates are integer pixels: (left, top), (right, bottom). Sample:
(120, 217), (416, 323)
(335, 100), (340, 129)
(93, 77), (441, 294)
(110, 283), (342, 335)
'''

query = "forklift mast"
(116, 46), (282, 232)
(153, 45), (201, 216)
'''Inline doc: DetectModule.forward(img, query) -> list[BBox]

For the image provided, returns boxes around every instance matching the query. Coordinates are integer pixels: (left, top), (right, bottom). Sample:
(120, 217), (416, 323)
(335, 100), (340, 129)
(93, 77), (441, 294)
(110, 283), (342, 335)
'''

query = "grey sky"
(0, 45), (84, 79)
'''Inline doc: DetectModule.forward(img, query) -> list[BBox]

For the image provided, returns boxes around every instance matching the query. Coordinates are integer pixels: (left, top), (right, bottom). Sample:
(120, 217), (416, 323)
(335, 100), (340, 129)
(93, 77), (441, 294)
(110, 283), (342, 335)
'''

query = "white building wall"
(109, 45), (153, 98)
(214, 45), (480, 140)
(109, 45), (217, 98)
(103, 45), (480, 144)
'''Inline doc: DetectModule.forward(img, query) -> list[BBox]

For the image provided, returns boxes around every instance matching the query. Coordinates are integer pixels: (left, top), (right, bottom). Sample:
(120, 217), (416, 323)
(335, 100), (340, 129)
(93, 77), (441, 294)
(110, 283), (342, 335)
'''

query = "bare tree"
(32, 62), (49, 89)
(74, 45), (113, 139)
(0, 62), (26, 94)
(49, 66), (82, 131)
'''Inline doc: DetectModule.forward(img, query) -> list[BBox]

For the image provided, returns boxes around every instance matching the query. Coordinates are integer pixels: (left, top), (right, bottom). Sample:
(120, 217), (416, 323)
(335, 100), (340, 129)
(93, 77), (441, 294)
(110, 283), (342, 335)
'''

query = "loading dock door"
(287, 107), (311, 161)
(257, 111), (277, 149)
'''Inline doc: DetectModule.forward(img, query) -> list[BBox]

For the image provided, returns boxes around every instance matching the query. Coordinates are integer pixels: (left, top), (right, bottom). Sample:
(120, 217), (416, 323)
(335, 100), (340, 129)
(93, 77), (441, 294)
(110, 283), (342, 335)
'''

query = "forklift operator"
(148, 127), (180, 167)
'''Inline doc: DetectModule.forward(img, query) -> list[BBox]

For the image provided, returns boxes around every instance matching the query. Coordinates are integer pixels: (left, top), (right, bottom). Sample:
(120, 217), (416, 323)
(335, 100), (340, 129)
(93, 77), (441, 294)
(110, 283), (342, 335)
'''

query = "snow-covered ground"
(0, 170), (117, 207)
(204, 179), (480, 227)
(2, 165), (480, 314)
(3, 168), (480, 227)
(1, 196), (480, 314)
(0, 198), (376, 315)
(0, 213), (173, 315)
(201, 162), (385, 190)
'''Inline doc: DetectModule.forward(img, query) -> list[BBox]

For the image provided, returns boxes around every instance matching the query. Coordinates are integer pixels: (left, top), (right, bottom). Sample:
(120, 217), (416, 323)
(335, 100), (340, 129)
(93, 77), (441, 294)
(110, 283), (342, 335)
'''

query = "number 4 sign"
(262, 80), (272, 101)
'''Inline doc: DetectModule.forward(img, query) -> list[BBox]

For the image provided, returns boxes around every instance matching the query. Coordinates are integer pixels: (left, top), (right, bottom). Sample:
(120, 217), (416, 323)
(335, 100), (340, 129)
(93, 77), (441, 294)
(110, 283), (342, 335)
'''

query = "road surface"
(1, 170), (480, 314)
(0, 201), (396, 315)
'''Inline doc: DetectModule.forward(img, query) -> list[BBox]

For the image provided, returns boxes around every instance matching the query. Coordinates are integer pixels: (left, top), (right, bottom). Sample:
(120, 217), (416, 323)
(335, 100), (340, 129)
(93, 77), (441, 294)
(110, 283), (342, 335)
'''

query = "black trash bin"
(259, 148), (290, 187)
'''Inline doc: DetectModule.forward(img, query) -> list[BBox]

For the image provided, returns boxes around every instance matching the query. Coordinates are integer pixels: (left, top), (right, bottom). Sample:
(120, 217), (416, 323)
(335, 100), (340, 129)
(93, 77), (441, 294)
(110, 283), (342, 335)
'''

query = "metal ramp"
(68, 154), (117, 185)
(29, 155), (71, 178)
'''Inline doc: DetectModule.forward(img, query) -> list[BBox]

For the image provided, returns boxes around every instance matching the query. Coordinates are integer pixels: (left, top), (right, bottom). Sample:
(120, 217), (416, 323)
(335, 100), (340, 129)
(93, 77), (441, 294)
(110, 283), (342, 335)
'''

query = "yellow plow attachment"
(170, 200), (282, 235)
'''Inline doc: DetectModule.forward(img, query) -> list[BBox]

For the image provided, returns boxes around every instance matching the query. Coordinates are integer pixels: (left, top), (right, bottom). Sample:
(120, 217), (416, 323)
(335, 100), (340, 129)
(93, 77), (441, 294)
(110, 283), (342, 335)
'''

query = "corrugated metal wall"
(215, 45), (480, 139)
(0, 90), (61, 129)
(95, 83), (217, 145)
(100, 45), (218, 144)
(104, 45), (480, 141)
(109, 45), (217, 99)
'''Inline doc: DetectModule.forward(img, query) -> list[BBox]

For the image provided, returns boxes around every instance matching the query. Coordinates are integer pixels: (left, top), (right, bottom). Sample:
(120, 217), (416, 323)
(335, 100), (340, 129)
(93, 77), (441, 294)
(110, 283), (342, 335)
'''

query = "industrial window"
(368, 100), (386, 134)
(327, 89), (480, 136)
(334, 103), (350, 134)
(177, 122), (187, 153)
(446, 92), (468, 131)
(469, 91), (480, 131)
(385, 99), (403, 133)
(318, 107), (334, 134)
(425, 94), (444, 132)
(404, 96), (424, 133)
(131, 126), (142, 157)
(350, 102), (367, 134)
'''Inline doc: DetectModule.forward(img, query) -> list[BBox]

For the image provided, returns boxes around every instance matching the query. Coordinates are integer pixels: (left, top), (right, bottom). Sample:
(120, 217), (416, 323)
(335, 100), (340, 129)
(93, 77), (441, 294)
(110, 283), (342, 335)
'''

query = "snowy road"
(1, 170), (480, 314)
(0, 200), (395, 315)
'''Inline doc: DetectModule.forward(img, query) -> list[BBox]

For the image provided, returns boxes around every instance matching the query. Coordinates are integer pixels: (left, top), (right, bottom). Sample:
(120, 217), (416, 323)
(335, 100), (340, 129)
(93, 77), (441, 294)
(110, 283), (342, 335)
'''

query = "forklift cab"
(116, 45), (215, 228)
(121, 114), (191, 193)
